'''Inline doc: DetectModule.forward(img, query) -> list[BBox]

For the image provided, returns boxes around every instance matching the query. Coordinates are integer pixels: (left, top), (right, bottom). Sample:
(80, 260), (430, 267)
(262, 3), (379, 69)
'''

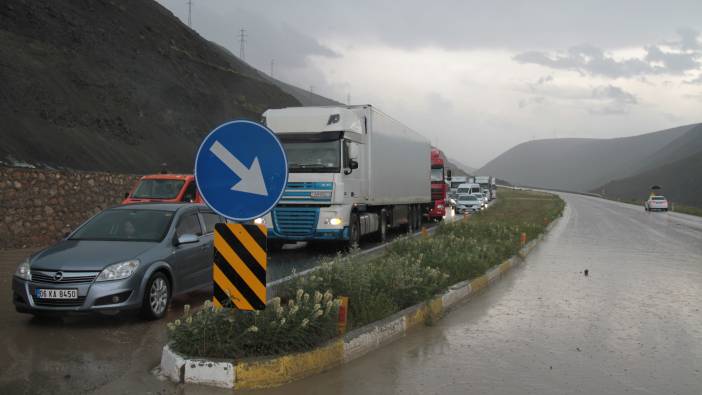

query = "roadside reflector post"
(212, 223), (267, 311)
(520, 232), (527, 247)
(421, 227), (428, 237)
(463, 212), (469, 221)
(338, 296), (349, 335)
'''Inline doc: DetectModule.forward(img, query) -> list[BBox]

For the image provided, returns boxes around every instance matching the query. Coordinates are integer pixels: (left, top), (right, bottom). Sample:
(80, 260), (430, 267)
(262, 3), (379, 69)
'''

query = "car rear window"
(652, 196), (666, 200)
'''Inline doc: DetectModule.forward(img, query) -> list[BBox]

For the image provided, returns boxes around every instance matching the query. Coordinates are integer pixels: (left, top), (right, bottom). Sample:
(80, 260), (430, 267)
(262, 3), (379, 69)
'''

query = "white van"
(457, 183), (481, 196)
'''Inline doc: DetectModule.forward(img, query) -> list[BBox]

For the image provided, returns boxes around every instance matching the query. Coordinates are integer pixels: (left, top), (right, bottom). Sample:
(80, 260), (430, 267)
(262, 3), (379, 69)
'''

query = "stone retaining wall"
(0, 166), (139, 249)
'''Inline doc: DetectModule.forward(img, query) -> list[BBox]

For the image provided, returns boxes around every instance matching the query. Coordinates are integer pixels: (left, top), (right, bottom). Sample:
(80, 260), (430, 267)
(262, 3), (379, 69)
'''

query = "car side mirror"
(349, 160), (358, 170)
(446, 170), (452, 180)
(124, 192), (130, 199)
(176, 234), (198, 245)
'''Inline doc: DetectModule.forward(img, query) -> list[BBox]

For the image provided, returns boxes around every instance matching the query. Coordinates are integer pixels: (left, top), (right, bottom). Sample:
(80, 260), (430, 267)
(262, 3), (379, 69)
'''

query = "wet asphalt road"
(0, 212), (454, 394)
(242, 193), (702, 395)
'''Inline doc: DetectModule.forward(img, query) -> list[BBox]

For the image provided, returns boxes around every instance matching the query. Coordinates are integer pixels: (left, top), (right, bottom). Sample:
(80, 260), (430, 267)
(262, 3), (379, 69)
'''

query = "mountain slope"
(478, 124), (698, 192)
(0, 0), (300, 173)
(598, 149), (702, 207)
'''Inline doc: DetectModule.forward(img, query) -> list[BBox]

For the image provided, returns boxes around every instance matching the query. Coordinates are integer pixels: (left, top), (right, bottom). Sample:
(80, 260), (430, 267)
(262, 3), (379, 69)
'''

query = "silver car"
(12, 203), (222, 319)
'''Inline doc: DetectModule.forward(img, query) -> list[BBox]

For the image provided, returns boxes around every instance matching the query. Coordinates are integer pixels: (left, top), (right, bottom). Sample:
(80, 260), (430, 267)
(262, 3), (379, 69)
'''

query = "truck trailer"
(259, 105), (432, 249)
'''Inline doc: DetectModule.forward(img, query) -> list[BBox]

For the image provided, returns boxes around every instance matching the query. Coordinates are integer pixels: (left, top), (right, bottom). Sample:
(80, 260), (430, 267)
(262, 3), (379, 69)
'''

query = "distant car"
(13, 203), (222, 319)
(472, 193), (488, 208)
(644, 195), (669, 212)
(456, 194), (481, 213)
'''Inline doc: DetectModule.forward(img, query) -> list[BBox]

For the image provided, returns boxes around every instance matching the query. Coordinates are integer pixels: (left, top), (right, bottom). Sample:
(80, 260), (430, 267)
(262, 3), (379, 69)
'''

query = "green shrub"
(169, 291), (340, 359)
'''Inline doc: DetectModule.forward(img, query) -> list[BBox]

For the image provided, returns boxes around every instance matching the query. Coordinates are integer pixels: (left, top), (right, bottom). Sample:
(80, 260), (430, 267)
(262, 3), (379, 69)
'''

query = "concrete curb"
(159, 213), (562, 390)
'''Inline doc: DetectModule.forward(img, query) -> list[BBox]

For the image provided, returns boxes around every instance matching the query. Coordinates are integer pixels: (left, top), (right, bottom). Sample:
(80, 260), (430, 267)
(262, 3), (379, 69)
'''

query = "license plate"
(35, 288), (78, 299)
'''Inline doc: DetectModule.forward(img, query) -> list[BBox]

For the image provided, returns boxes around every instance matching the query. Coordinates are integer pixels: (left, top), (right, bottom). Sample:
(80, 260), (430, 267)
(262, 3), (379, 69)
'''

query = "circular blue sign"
(194, 120), (288, 221)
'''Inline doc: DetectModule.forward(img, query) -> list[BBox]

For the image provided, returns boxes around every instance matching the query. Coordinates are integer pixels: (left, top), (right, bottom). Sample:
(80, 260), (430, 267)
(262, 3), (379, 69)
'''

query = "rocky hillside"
(0, 0), (301, 173)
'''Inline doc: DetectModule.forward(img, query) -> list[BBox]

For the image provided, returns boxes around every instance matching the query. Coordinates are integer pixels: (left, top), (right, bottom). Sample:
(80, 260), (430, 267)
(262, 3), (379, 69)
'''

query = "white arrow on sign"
(209, 140), (269, 196)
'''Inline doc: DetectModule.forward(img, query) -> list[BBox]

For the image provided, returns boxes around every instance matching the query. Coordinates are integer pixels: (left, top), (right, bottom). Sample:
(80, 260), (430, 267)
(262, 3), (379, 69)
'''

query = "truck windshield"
(131, 179), (185, 199)
(283, 140), (341, 173)
(431, 167), (444, 182)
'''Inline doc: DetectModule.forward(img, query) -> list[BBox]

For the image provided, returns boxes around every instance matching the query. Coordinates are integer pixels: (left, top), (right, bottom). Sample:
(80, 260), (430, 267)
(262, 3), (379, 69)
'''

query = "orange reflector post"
(520, 232), (527, 247)
(338, 296), (349, 335)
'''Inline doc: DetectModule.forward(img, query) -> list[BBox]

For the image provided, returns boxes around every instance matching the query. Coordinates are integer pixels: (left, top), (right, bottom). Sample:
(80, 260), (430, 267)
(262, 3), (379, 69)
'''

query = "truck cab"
(258, 105), (431, 249)
(122, 174), (202, 204)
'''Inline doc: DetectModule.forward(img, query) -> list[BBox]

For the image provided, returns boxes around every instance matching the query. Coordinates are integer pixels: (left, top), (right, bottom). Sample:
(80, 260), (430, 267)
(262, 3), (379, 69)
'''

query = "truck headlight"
(254, 217), (266, 225)
(96, 260), (140, 282)
(15, 259), (31, 280)
(327, 218), (343, 226)
(310, 191), (332, 199)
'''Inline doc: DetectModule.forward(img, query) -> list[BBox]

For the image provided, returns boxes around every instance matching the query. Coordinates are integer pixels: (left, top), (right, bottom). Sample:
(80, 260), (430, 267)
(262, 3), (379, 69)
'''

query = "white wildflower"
(203, 300), (212, 308)
(322, 291), (332, 304)
(314, 309), (324, 318)
(296, 289), (304, 302)
(174, 319), (181, 327)
(314, 291), (323, 304)
(276, 307), (284, 318)
(267, 297), (281, 311)
(183, 304), (191, 315)
(246, 325), (259, 333)
(186, 316), (193, 325)
(303, 293), (310, 303)
(279, 318), (286, 326)
(301, 318), (309, 328)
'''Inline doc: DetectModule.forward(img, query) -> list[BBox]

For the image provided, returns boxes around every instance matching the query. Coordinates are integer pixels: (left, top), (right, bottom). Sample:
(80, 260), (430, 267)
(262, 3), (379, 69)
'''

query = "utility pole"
(270, 59), (275, 78)
(186, 0), (192, 27)
(238, 29), (247, 60)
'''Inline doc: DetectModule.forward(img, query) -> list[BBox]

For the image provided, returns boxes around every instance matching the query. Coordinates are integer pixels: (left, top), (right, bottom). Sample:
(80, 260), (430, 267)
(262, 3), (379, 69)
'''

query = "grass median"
(167, 188), (564, 359)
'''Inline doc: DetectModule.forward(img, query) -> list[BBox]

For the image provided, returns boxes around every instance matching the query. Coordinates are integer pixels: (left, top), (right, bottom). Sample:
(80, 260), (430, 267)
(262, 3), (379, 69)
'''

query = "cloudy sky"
(158, 0), (702, 168)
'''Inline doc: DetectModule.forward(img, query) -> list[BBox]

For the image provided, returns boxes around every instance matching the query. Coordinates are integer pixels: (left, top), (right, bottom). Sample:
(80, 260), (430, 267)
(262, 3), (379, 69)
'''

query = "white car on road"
(644, 195), (669, 212)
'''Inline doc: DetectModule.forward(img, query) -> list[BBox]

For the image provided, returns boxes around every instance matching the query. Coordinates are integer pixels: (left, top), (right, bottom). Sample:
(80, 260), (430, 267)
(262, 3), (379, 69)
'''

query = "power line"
(238, 28), (247, 60)
(186, 0), (192, 27)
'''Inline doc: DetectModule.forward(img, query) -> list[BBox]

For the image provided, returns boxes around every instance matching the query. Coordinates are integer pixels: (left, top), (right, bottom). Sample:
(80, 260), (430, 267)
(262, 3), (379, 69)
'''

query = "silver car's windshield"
(70, 209), (175, 242)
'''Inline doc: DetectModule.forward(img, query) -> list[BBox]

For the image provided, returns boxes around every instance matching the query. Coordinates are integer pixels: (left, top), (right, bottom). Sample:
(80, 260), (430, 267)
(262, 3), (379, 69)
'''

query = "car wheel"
(141, 272), (171, 320)
(268, 240), (284, 252)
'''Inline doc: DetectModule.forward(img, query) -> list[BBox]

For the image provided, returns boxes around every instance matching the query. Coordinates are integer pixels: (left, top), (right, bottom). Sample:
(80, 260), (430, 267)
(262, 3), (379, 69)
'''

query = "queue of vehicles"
(13, 104), (496, 319)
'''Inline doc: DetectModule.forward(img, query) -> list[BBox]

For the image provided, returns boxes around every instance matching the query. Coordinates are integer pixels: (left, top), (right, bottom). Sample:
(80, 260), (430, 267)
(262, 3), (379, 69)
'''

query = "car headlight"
(254, 217), (266, 225)
(96, 260), (140, 282)
(15, 259), (31, 280)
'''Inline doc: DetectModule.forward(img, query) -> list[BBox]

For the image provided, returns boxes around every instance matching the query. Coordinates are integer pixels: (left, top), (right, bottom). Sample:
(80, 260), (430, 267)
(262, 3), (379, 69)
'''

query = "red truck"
(428, 148), (447, 221)
(122, 174), (202, 204)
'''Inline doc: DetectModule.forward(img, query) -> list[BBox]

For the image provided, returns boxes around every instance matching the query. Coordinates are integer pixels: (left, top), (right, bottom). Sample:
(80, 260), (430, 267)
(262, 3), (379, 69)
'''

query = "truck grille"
(31, 270), (99, 284)
(273, 207), (319, 236)
(431, 190), (444, 201)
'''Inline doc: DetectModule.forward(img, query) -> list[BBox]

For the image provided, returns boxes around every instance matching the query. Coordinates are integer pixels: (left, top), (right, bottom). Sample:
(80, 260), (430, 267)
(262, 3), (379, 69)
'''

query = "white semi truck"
(474, 176), (496, 200)
(259, 105), (432, 249)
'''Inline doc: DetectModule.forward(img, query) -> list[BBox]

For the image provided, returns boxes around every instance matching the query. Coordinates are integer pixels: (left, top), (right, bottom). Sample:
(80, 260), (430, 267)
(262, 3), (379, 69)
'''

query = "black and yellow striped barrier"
(212, 223), (267, 310)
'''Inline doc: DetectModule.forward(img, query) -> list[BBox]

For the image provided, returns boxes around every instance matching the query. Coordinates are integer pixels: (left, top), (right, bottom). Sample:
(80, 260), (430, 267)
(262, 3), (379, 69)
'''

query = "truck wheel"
(347, 213), (360, 250)
(140, 272), (171, 320)
(372, 210), (387, 243)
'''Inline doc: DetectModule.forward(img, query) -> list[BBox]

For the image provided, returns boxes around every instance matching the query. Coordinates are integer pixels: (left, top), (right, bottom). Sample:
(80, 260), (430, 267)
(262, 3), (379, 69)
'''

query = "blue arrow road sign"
(195, 120), (288, 222)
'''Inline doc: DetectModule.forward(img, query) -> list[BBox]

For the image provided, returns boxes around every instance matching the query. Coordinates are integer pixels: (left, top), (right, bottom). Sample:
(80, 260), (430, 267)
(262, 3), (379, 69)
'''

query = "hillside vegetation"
(0, 0), (303, 173)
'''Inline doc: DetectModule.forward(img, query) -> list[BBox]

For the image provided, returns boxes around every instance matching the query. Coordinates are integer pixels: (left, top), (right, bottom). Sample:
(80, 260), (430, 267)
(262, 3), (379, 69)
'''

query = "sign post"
(195, 120), (287, 310)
